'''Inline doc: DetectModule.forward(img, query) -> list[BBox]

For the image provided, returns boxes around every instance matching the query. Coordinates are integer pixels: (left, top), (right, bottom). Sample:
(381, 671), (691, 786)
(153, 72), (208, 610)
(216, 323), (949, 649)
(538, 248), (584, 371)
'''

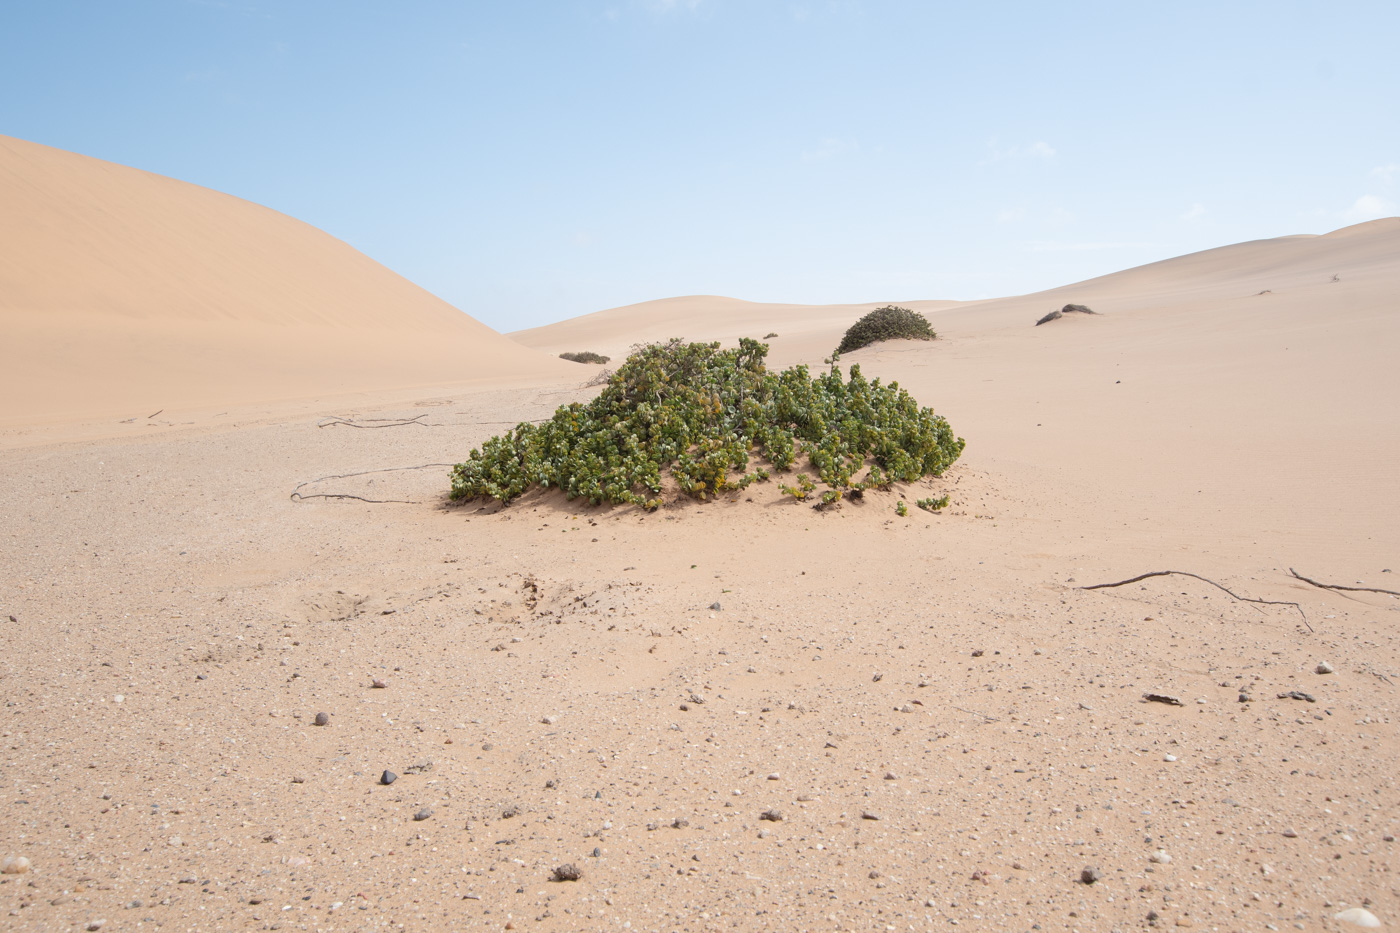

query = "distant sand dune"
(0, 135), (569, 425)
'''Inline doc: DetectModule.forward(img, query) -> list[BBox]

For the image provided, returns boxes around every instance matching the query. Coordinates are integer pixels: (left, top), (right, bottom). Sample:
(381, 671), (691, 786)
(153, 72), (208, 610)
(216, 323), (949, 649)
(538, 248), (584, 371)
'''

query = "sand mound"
(0, 135), (569, 425)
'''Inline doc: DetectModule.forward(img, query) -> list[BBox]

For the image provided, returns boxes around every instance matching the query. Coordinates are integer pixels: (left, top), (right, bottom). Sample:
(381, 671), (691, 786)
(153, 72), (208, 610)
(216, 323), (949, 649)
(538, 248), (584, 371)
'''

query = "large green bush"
(450, 338), (963, 508)
(836, 305), (937, 356)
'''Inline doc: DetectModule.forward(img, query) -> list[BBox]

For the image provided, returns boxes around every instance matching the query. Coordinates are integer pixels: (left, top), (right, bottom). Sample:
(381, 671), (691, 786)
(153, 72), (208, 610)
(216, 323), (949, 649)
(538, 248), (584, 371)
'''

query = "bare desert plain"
(2, 135), (1398, 933)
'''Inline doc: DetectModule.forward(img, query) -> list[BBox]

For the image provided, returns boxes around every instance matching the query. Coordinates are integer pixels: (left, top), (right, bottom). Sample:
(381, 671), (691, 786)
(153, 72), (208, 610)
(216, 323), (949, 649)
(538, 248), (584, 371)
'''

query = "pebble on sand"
(551, 864), (582, 882)
(1333, 907), (1381, 928)
(1316, 661), (1336, 674)
(1149, 849), (1172, 864)
(1081, 866), (1102, 884)
(380, 770), (397, 786)
(371, 678), (388, 689)
(313, 711), (330, 726)
(413, 808), (433, 821)
(1, 855), (30, 874)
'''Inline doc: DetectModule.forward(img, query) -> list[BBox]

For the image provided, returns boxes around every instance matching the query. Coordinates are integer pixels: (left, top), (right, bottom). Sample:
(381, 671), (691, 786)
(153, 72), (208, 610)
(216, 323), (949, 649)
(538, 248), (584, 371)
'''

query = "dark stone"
(313, 712), (330, 726)
(551, 864), (582, 882)
(380, 770), (397, 786)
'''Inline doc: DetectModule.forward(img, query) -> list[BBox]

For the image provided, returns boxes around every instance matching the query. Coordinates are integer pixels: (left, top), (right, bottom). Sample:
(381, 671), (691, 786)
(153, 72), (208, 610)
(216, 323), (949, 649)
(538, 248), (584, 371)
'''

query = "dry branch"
(318, 414), (429, 429)
(289, 463), (455, 504)
(1289, 568), (1400, 598)
(1080, 570), (1311, 632)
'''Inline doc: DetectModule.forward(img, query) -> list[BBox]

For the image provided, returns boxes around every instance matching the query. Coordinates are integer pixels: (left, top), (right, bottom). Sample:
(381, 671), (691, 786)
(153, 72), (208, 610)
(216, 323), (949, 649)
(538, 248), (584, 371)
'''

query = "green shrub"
(836, 305), (936, 356)
(916, 495), (949, 512)
(450, 338), (963, 507)
(559, 351), (611, 364)
(895, 500), (908, 517)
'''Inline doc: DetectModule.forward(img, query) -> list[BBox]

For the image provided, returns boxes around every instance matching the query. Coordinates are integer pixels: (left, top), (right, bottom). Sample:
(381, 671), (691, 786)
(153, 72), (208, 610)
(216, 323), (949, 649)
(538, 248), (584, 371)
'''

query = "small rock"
(1334, 907), (1382, 928)
(313, 712), (329, 726)
(971, 649), (984, 658)
(291, 775), (305, 784)
(1176, 919), (1194, 929)
(759, 809), (783, 822)
(871, 672), (883, 682)
(403, 760), (433, 775)
(1316, 661), (1335, 674)
(380, 770), (397, 786)
(1282, 828), (1298, 838)
(1143, 693), (1184, 706)
(502, 805), (519, 819)
(678, 703), (689, 711)
(127, 899), (143, 909)
(179, 876), (197, 884)
(868, 870), (881, 879)
(766, 772), (780, 780)
(688, 692), (705, 704)
(413, 808), (433, 822)
(0, 855), (30, 874)
(50, 895), (71, 906)
(709, 602), (721, 611)
(1238, 692), (1251, 703)
(1163, 754), (1177, 762)
(551, 864), (582, 882)
(541, 715), (557, 725)
(1277, 690), (1315, 702)
(1149, 849), (1172, 864)
(860, 811), (881, 821)
(87, 921), (107, 932)
(371, 678), (387, 689)
(1081, 867), (1102, 884)
(1384, 835), (1395, 842)
(884, 772), (898, 780)
(672, 818), (689, 829)
(1147, 910), (1160, 923)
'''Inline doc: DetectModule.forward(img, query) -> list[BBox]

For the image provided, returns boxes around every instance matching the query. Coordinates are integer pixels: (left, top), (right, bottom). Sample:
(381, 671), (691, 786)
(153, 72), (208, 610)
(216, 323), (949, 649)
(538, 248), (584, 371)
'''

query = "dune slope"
(0, 135), (570, 425)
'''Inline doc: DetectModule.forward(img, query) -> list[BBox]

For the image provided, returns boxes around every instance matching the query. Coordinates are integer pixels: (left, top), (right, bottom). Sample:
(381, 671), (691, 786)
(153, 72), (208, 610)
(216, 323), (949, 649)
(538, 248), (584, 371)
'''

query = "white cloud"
(983, 139), (1056, 163)
(1343, 194), (1395, 222)
(1181, 203), (1206, 221)
(996, 208), (1025, 224)
(1029, 241), (1151, 252)
(639, 0), (703, 11)
(1371, 163), (1400, 185)
(801, 137), (858, 162)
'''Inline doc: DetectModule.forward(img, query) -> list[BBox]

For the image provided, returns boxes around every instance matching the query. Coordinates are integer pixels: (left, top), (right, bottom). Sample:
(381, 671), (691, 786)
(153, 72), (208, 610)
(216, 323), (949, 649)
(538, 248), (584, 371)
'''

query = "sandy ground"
(1, 140), (1398, 932)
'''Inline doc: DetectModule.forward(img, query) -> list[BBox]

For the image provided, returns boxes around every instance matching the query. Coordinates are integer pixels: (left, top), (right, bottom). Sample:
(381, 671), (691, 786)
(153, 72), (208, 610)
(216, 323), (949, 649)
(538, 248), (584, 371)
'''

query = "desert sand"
(1, 140), (1397, 933)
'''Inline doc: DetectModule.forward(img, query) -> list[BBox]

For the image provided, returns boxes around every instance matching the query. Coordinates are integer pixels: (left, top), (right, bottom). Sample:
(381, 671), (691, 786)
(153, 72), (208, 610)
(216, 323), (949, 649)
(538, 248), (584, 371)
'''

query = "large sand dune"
(0, 135), (570, 426)
(1, 145), (1397, 932)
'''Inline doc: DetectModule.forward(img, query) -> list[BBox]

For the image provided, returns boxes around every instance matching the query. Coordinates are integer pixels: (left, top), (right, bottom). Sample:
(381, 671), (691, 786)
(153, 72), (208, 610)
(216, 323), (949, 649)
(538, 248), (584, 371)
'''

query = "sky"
(2, 1), (1398, 332)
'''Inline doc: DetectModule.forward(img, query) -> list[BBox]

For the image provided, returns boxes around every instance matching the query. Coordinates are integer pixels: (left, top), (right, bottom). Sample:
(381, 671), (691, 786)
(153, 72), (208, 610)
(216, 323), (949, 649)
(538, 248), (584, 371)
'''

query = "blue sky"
(3, 1), (1397, 331)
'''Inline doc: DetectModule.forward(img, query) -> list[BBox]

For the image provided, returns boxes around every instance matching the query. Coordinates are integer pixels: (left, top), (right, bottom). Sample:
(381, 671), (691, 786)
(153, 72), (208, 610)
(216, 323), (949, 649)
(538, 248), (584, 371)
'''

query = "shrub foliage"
(450, 338), (963, 508)
(559, 351), (611, 364)
(836, 305), (937, 356)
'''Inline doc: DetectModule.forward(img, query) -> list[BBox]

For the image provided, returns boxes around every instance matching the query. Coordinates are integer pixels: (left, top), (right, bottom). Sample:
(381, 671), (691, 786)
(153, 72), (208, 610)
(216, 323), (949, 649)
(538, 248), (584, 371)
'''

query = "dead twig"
(290, 463), (455, 504)
(951, 706), (1000, 722)
(1289, 568), (1400, 598)
(318, 414), (430, 429)
(1080, 570), (1311, 632)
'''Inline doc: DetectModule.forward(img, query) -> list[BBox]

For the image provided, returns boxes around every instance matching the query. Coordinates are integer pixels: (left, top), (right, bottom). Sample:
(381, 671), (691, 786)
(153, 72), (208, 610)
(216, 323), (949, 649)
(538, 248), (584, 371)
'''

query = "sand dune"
(0, 135), (571, 426)
(1, 148), (1397, 932)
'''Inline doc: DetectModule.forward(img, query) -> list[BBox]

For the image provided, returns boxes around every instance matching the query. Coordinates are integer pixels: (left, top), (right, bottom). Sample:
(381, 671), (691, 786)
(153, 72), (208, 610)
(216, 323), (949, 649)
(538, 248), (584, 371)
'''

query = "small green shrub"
(895, 500), (908, 517)
(560, 351), (611, 364)
(836, 305), (936, 356)
(916, 495), (949, 512)
(450, 338), (963, 507)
